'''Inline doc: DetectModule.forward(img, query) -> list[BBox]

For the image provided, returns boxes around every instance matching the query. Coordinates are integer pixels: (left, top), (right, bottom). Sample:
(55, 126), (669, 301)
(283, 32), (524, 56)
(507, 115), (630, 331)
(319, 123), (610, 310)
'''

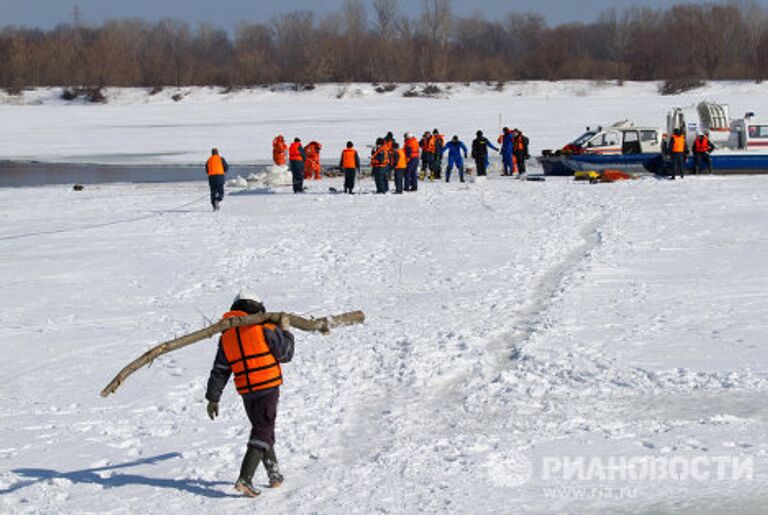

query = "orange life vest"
(371, 146), (389, 168)
(693, 136), (709, 153)
(289, 142), (303, 161)
(426, 136), (436, 153)
(434, 134), (444, 150)
(405, 137), (419, 159)
(220, 311), (283, 395)
(207, 155), (225, 176)
(671, 134), (686, 153)
(396, 148), (407, 169)
(341, 148), (358, 169)
(514, 134), (525, 152)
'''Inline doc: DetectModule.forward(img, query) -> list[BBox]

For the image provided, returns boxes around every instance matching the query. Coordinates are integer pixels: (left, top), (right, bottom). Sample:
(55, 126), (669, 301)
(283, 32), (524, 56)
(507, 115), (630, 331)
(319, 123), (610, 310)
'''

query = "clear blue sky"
(0, 0), (764, 29)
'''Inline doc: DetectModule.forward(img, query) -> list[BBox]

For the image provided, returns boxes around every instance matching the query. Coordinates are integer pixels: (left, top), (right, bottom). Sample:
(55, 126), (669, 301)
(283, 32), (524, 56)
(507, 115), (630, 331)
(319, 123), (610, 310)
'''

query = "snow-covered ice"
(1, 82), (768, 513)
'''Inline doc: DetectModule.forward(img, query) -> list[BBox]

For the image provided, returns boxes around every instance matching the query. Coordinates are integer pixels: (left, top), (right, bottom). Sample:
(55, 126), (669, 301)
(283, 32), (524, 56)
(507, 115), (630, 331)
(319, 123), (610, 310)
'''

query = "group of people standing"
(276, 128), (530, 196)
(205, 128), (530, 209)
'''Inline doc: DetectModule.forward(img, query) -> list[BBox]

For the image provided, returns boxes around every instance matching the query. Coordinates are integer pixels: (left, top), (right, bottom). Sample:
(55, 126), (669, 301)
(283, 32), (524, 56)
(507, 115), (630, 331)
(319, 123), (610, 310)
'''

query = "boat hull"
(539, 153), (768, 176)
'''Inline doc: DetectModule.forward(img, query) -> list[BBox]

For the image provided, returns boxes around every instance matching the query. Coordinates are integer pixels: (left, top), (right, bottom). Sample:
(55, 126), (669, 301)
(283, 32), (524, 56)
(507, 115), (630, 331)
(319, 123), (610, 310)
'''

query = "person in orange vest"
(288, 138), (306, 193)
(392, 142), (408, 194)
(419, 131), (434, 180)
(668, 129), (689, 179)
(205, 292), (295, 498)
(272, 135), (287, 166)
(512, 129), (529, 175)
(692, 131), (714, 175)
(431, 129), (445, 180)
(339, 141), (360, 194)
(206, 148), (229, 211)
(403, 132), (420, 191)
(305, 141), (323, 180)
(371, 138), (390, 194)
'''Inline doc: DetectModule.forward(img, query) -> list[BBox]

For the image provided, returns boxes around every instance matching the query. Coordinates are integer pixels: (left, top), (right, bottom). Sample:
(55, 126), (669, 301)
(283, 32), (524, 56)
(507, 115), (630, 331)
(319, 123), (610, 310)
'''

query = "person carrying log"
(205, 292), (295, 498)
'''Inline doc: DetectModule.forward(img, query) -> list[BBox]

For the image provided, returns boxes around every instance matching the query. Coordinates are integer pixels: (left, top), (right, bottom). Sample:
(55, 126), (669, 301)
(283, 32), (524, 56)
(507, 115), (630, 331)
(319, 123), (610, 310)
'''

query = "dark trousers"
(421, 153), (434, 174)
(290, 161), (304, 193)
(343, 168), (356, 193)
(208, 175), (225, 207)
(432, 157), (442, 179)
(373, 167), (388, 193)
(672, 152), (685, 178)
(475, 157), (487, 176)
(405, 158), (419, 191)
(394, 168), (405, 193)
(513, 151), (526, 173)
(243, 388), (280, 450)
(502, 152), (514, 175)
(693, 153), (712, 174)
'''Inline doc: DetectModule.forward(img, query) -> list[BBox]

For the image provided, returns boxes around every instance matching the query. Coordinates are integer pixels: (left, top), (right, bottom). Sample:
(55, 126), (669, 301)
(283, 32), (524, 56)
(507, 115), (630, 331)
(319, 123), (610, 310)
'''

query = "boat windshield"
(571, 131), (597, 146)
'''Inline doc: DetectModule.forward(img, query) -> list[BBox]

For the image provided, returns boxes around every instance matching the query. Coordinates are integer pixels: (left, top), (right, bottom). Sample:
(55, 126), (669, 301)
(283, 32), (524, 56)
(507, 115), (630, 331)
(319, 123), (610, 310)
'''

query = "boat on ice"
(538, 103), (768, 176)
(647, 102), (768, 175)
(537, 121), (663, 176)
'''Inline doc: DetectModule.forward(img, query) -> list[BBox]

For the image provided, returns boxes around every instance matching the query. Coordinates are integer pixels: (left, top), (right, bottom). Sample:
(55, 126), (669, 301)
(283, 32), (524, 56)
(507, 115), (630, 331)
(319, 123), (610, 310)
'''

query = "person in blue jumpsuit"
(441, 135), (469, 183)
(499, 127), (515, 176)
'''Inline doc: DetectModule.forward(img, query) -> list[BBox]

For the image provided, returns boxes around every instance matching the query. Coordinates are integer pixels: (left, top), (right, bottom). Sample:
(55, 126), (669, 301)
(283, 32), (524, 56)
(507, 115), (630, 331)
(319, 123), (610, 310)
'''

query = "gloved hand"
(207, 401), (219, 420)
(280, 313), (291, 331)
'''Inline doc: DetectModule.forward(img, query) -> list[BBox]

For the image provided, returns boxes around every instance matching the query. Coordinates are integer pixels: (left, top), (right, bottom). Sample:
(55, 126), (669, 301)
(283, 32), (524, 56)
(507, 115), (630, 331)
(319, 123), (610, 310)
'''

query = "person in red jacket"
(206, 292), (295, 498)
(305, 141), (322, 180)
(272, 135), (287, 166)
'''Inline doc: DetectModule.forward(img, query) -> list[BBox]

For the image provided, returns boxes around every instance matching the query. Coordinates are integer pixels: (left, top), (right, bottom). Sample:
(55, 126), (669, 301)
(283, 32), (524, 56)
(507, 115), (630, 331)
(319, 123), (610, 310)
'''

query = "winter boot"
(235, 446), (264, 497)
(263, 445), (284, 488)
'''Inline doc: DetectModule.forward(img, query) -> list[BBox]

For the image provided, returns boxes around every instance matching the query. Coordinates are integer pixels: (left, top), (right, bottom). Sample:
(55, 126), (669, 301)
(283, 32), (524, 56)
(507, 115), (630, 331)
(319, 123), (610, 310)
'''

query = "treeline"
(2, 0), (768, 91)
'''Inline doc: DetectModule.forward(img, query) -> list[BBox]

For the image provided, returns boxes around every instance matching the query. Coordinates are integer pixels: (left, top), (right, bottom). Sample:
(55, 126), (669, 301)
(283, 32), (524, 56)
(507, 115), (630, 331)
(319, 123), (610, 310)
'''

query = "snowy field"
(2, 81), (768, 165)
(2, 83), (768, 513)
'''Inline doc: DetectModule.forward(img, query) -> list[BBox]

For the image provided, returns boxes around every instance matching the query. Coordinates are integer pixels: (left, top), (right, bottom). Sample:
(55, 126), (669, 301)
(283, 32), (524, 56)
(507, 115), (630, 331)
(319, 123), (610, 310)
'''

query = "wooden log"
(100, 310), (365, 397)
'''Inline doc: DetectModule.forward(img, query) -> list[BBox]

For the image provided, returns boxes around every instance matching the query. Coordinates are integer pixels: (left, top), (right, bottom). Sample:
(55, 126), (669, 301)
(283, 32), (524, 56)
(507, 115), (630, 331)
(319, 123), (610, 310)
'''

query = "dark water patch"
(0, 161), (267, 188)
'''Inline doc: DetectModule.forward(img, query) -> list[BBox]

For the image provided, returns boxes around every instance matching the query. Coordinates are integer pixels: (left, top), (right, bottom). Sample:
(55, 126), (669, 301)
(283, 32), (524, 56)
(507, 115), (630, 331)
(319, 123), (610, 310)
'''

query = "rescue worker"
(371, 138), (390, 194)
(419, 131), (434, 180)
(669, 129), (688, 179)
(384, 132), (396, 181)
(304, 141), (322, 180)
(498, 127), (516, 175)
(288, 138), (306, 193)
(206, 148), (228, 211)
(392, 142), (407, 194)
(471, 130), (499, 177)
(431, 129), (445, 180)
(403, 132), (420, 192)
(205, 292), (295, 498)
(339, 141), (360, 194)
(512, 129), (529, 175)
(272, 135), (287, 166)
(441, 135), (468, 183)
(692, 131), (714, 175)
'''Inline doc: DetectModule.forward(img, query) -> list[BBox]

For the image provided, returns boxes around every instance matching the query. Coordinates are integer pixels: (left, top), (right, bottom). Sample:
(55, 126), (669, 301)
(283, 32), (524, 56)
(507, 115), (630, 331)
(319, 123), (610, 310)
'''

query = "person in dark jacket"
(288, 138), (307, 193)
(441, 135), (468, 183)
(419, 132), (434, 180)
(471, 130), (499, 177)
(431, 129), (445, 180)
(339, 141), (361, 194)
(206, 148), (229, 211)
(692, 131), (715, 175)
(206, 292), (295, 498)
(668, 129), (688, 179)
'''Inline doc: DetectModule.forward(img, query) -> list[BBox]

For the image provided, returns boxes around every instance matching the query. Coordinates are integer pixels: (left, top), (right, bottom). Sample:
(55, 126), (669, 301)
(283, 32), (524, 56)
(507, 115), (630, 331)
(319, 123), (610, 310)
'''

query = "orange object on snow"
(305, 141), (322, 180)
(600, 169), (634, 182)
(272, 135), (287, 166)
